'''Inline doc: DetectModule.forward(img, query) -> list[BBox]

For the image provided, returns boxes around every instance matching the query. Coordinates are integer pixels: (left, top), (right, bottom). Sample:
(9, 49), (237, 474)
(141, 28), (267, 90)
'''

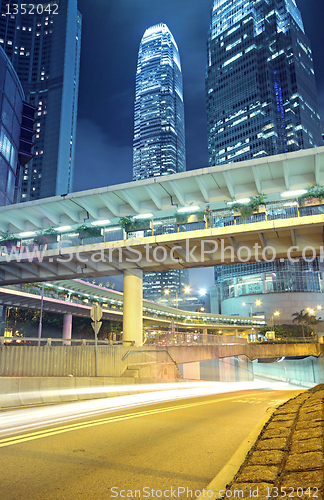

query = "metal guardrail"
(0, 336), (122, 346)
(144, 331), (247, 346)
(2, 200), (324, 251)
(1, 334), (317, 348)
(260, 337), (318, 344)
(0, 333), (247, 347)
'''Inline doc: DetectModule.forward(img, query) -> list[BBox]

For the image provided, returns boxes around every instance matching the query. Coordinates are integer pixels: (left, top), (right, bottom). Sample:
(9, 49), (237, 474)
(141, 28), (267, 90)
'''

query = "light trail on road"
(0, 383), (306, 500)
(0, 378), (305, 439)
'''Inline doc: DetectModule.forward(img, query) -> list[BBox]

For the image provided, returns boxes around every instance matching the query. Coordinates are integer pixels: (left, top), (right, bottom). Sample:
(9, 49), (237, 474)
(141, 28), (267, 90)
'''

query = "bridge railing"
(0, 334), (248, 347)
(144, 331), (247, 346)
(259, 336), (318, 344)
(0, 336), (122, 346)
(2, 199), (324, 254)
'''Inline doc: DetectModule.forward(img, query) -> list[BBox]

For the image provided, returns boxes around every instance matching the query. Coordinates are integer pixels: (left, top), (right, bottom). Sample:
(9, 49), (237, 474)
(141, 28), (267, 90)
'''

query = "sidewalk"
(219, 384), (324, 500)
(222, 384), (324, 499)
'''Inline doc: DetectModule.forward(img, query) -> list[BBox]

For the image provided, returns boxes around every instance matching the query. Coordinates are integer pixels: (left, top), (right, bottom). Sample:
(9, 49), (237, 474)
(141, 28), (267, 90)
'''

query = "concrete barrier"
(252, 355), (324, 386)
(0, 344), (322, 378)
(0, 376), (186, 409)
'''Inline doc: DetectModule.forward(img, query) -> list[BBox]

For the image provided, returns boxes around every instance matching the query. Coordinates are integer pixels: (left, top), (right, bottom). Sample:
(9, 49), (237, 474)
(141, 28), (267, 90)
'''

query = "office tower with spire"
(0, 0), (81, 201)
(133, 23), (188, 300)
(206, 0), (324, 319)
(206, 0), (323, 167)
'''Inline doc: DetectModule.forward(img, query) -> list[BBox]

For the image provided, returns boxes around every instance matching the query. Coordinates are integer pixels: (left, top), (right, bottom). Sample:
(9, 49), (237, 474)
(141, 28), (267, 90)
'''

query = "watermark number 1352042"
(5, 4), (58, 15)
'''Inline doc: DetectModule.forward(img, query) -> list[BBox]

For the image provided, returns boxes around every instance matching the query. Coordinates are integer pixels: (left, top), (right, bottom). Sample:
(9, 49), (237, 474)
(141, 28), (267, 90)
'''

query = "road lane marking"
(0, 392), (274, 448)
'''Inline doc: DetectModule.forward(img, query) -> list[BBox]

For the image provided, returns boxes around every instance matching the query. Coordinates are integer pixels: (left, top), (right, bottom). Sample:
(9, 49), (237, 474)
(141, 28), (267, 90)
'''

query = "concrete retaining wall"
(0, 345), (177, 377)
(252, 355), (324, 386)
(0, 376), (184, 409)
(166, 343), (322, 363)
(178, 356), (253, 382)
(0, 344), (321, 378)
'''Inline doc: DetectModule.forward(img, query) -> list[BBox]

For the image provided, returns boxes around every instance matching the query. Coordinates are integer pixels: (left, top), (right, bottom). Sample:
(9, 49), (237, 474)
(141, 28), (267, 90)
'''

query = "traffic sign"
(91, 321), (102, 334)
(90, 304), (102, 321)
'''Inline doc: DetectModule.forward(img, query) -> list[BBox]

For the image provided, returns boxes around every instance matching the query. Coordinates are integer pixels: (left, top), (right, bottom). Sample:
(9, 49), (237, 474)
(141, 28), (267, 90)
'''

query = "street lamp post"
(242, 300), (261, 340)
(270, 311), (280, 329)
(242, 300), (261, 320)
(197, 307), (205, 334)
(164, 286), (190, 335)
(38, 282), (45, 347)
(306, 306), (322, 341)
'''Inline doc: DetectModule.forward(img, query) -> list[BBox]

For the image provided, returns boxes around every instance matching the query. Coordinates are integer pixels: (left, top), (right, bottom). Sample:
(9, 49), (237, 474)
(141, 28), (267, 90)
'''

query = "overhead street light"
(164, 286), (190, 332)
(242, 300), (262, 321)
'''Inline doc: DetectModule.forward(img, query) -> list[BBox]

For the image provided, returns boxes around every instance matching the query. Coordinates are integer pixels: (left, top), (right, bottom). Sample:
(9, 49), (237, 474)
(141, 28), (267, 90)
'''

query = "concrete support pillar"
(63, 314), (72, 345)
(123, 269), (143, 346)
(0, 306), (7, 336)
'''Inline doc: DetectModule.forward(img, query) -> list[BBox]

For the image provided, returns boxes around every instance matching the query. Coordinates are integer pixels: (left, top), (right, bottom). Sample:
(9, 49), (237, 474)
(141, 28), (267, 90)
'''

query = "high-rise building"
(0, 44), (35, 333)
(133, 23), (188, 300)
(0, 45), (34, 206)
(0, 0), (81, 202)
(206, 0), (324, 322)
(133, 23), (186, 180)
(206, 0), (323, 166)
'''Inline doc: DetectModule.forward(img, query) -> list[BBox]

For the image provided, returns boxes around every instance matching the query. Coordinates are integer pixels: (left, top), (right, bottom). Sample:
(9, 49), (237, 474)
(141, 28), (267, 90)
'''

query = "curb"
(197, 407), (276, 500)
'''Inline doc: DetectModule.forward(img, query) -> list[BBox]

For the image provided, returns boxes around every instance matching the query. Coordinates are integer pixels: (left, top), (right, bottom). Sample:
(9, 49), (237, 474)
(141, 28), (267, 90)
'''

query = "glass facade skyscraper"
(0, 45), (34, 206)
(133, 24), (188, 300)
(206, 0), (324, 322)
(0, 0), (81, 201)
(133, 23), (186, 181)
(206, 0), (323, 166)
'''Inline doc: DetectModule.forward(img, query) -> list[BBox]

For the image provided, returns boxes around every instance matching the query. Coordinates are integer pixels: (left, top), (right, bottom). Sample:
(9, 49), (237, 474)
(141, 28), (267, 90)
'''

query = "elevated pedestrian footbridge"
(0, 146), (324, 344)
(0, 279), (264, 336)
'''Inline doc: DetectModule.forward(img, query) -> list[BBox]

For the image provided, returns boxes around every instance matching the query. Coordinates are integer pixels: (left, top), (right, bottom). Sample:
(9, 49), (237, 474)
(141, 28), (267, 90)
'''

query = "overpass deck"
(1, 147), (324, 344)
(0, 146), (323, 285)
(0, 206), (323, 284)
(0, 280), (264, 331)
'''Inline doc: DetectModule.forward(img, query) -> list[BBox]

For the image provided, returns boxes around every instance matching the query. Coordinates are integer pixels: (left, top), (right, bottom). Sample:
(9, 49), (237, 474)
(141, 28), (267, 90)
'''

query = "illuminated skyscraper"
(133, 23), (186, 180)
(0, 0), (81, 201)
(133, 23), (188, 300)
(206, 0), (324, 319)
(0, 45), (34, 206)
(206, 0), (323, 166)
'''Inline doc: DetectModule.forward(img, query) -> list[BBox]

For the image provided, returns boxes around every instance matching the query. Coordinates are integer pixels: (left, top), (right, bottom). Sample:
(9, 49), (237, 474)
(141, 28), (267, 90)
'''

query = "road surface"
(0, 385), (303, 500)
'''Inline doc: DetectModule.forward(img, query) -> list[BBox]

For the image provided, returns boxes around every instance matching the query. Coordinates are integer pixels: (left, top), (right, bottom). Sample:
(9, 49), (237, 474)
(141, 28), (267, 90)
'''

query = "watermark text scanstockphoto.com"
(109, 486), (319, 498)
(0, 238), (323, 265)
(110, 486), (241, 498)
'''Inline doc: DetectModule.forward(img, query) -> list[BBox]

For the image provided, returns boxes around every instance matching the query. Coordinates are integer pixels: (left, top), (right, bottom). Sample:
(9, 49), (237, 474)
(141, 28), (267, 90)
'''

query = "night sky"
(73, 0), (324, 194)
(73, 0), (324, 292)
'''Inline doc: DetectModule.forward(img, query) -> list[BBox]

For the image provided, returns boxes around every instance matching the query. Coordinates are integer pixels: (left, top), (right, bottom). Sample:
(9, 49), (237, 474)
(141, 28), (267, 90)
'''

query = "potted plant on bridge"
(0, 232), (19, 248)
(174, 210), (206, 225)
(70, 293), (81, 302)
(298, 185), (324, 207)
(77, 224), (102, 239)
(118, 216), (151, 234)
(34, 228), (57, 245)
(44, 285), (57, 297)
(226, 194), (267, 221)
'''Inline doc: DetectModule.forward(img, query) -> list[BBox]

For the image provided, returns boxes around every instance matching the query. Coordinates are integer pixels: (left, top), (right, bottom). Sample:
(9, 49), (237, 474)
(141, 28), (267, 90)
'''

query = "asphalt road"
(0, 388), (302, 500)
